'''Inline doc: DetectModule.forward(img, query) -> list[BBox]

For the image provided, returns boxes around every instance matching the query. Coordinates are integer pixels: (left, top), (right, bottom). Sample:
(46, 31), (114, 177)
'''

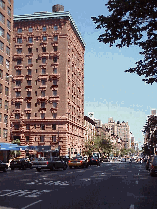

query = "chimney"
(52, 4), (64, 12)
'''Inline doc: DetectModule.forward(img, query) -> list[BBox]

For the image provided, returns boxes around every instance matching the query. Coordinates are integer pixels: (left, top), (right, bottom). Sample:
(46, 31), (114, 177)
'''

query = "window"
(53, 79), (57, 85)
(15, 102), (20, 109)
(53, 113), (57, 119)
(26, 124), (30, 130)
(36, 69), (38, 73)
(6, 46), (10, 56)
(54, 26), (58, 31)
(40, 135), (45, 142)
(35, 113), (37, 117)
(41, 102), (45, 108)
(53, 68), (57, 74)
(17, 38), (22, 44)
(43, 26), (46, 31)
(14, 124), (20, 130)
(36, 59), (38, 63)
(28, 37), (33, 43)
(28, 27), (32, 32)
(35, 91), (37, 96)
(16, 70), (21, 75)
(53, 90), (57, 96)
(41, 90), (45, 97)
(0, 113), (2, 121)
(41, 79), (46, 86)
(54, 36), (58, 41)
(41, 113), (45, 119)
(17, 28), (22, 33)
(0, 69), (3, 78)
(5, 87), (9, 96)
(7, 33), (10, 43)
(27, 69), (31, 75)
(42, 47), (46, 52)
(53, 102), (57, 108)
(53, 46), (57, 52)
(42, 58), (46, 63)
(0, 26), (4, 38)
(0, 41), (4, 51)
(52, 135), (56, 142)
(0, 84), (2, 93)
(16, 80), (21, 86)
(28, 48), (32, 53)
(8, 0), (11, 4)
(15, 113), (20, 119)
(4, 114), (8, 123)
(42, 68), (46, 74)
(27, 102), (31, 109)
(40, 124), (45, 130)
(26, 113), (31, 119)
(26, 136), (29, 142)
(0, 12), (5, 24)
(6, 59), (10, 70)
(52, 124), (56, 130)
(35, 80), (37, 85)
(27, 91), (31, 97)
(3, 129), (7, 140)
(36, 48), (38, 52)
(7, 20), (11, 30)
(15, 91), (21, 97)
(0, 0), (5, 10)
(53, 57), (57, 63)
(17, 48), (22, 54)
(0, 98), (2, 108)
(27, 80), (31, 86)
(42, 36), (47, 41)
(5, 73), (9, 82)
(28, 59), (32, 64)
(17, 59), (21, 65)
(7, 7), (11, 17)
(0, 55), (3, 65)
(35, 103), (37, 107)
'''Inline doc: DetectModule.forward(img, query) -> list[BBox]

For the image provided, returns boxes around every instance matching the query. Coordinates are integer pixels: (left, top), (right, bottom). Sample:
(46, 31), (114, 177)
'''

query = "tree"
(99, 137), (113, 156)
(92, 0), (157, 84)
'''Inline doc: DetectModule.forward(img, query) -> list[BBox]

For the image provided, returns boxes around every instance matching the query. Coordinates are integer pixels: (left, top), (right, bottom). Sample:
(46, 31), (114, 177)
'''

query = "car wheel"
(86, 164), (89, 168)
(3, 168), (7, 172)
(36, 168), (41, 172)
(11, 167), (14, 170)
(50, 165), (55, 171)
(63, 165), (67, 170)
(69, 166), (72, 169)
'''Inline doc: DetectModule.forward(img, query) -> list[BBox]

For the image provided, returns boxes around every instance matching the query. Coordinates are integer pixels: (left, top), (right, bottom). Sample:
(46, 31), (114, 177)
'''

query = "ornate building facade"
(0, 0), (13, 143)
(10, 4), (85, 157)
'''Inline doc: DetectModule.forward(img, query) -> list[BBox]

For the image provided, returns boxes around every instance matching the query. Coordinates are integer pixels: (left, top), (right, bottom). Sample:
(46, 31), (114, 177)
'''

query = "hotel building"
(10, 4), (85, 157)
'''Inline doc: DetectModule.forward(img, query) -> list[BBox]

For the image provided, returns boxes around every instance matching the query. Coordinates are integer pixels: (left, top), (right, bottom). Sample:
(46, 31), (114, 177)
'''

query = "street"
(0, 161), (156, 209)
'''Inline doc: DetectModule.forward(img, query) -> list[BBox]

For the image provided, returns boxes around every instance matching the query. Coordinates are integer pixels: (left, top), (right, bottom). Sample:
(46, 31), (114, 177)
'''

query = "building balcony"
(51, 62), (59, 67)
(38, 52), (49, 58)
(11, 97), (23, 104)
(39, 63), (47, 68)
(38, 85), (47, 89)
(25, 75), (32, 79)
(15, 43), (23, 48)
(25, 85), (32, 89)
(25, 96), (32, 100)
(49, 74), (60, 80)
(26, 43), (34, 47)
(13, 86), (22, 91)
(14, 64), (23, 69)
(39, 107), (46, 112)
(37, 96), (48, 102)
(13, 75), (24, 80)
(24, 109), (32, 113)
(49, 51), (60, 58)
(26, 53), (33, 57)
(38, 74), (49, 80)
(49, 96), (60, 103)
(13, 53), (25, 60)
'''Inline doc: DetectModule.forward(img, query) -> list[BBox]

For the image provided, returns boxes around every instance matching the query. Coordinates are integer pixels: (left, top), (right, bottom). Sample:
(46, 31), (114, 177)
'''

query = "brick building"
(0, 0), (13, 143)
(10, 5), (85, 157)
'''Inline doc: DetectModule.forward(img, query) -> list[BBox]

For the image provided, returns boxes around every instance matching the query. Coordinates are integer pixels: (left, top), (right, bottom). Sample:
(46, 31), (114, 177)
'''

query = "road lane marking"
(21, 200), (42, 209)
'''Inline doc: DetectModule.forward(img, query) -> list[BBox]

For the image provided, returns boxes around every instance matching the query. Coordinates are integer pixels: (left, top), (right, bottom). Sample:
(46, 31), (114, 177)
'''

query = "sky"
(14, 0), (157, 148)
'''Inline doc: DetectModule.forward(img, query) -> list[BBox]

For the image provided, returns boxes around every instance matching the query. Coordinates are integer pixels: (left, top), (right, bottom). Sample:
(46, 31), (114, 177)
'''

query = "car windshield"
(71, 157), (82, 160)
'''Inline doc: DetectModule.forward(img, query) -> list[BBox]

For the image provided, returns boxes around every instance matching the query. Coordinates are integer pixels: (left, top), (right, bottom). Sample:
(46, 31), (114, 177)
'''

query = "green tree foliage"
(99, 137), (113, 156)
(92, 0), (157, 84)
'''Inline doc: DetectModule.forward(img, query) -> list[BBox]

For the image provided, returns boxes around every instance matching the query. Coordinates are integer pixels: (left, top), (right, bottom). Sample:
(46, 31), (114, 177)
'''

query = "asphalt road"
(0, 161), (156, 209)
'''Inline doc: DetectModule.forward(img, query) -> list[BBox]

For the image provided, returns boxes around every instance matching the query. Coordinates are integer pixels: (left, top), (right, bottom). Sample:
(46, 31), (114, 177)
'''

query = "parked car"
(0, 160), (8, 172)
(88, 157), (100, 166)
(68, 156), (89, 169)
(148, 156), (157, 176)
(103, 157), (110, 162)
(60, 156), (70, 165)
(121, 158), (126, 162)
(10, 157), (32, 170)
(32, 157), (67, 172)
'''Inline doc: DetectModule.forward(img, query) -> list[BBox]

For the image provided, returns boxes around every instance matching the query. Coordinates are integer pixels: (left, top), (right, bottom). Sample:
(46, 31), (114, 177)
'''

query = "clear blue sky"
(14, 0), (157, 147)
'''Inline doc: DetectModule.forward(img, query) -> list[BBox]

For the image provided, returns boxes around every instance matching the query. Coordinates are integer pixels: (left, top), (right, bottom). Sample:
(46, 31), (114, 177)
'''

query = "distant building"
(10, 4), (85, 157)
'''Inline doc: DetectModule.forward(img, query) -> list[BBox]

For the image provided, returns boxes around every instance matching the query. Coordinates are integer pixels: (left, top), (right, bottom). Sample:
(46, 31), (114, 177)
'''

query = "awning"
(0, 143), (28, 151)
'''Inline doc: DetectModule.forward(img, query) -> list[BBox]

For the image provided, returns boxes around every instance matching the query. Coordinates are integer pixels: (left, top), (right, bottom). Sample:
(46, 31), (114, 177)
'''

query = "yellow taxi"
(68, 156), (88, 169)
